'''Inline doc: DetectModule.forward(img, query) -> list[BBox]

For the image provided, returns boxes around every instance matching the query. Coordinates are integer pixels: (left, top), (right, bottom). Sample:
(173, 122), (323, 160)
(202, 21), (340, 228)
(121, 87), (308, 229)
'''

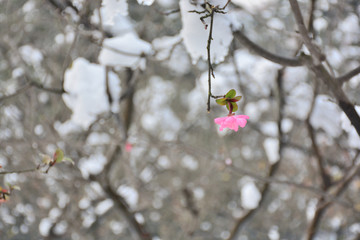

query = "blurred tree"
(0, 0), (360, 240)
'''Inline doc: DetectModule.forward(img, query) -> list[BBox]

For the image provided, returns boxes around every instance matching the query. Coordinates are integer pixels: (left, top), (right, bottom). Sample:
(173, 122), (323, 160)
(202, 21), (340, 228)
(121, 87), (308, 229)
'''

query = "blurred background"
(0, 0), (360, 239)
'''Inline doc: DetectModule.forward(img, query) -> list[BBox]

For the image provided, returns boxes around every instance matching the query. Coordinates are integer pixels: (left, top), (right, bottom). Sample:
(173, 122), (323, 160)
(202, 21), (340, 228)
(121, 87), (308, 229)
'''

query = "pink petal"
(125, 143), (133, 152)
(214, 117), (227, 124)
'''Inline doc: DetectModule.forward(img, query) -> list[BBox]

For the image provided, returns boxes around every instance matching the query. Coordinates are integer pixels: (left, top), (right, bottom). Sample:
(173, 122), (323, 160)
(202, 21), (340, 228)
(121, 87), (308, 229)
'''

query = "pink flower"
(214, 115), (249, 132)
(125, 142), (133, 153)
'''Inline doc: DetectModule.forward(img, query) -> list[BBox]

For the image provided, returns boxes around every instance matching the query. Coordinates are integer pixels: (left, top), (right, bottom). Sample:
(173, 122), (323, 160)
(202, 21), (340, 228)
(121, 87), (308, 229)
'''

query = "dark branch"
(29, 81), (66, 94)
(0, 168), (38, 175)
(206, 8), (215, 112)
(0, 84), (31, 103)
(288, 0), (325, 63)
(337, 65), (360, 83)
(233, 31), (303, 66)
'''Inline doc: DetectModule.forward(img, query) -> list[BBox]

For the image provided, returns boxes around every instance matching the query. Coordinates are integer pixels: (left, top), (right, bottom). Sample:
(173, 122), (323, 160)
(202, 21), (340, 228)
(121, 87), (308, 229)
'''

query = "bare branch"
(0, 167), (38, 175)
(233, 31), (303, 66)
(301, 55), (360, 137)
(206, 6), (215, 112)
(0, 84), (31, 103)
(337, 65), (360, 83)
(29, 80), (66, 94)
(305, 84), (332, 190)
(288, 0), (325, 63)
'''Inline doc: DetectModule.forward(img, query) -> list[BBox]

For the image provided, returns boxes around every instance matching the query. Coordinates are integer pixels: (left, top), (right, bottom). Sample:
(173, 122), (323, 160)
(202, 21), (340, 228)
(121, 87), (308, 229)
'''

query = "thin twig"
(29, 80), (66, 94)
(306, 156), (360, 240)
(227, 165), (358, 213)
(0, 168), (38, 175)
(337, 65), (360, 83)
(206, 7), (215, 112)
(157, 8), (180, 15)
(288, 0), (325, 63)
(305, 83), (332, 190)
(0, 84), (31, 103)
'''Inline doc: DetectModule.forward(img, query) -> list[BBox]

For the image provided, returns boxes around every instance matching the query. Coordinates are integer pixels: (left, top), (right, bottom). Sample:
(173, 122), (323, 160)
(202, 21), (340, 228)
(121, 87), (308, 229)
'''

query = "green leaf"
(40, 154), (52, 164)
(231, 102), (238, 112)
(63, 157), (75, 165)
(11, 185), (21, 191)
(225, 89), (236, 99)
(5, 183), (21, 191)
(216, 98), (227, 105)
(233, 96), (242, 101)
(55, 149), (64, 163)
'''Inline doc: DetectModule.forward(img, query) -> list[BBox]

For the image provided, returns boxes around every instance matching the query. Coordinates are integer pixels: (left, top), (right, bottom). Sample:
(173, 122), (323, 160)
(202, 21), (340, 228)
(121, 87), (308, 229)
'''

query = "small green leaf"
(11, 185), (21, 191)
(40, 154), (52, 165)
(55, 149), (64, 163)
(5, 183), (21, 191)
(231, 102), (238, 112)
(225, 89), (236, 99)
(233, 96), (242, 101)
(216, 98), (227, 105)
(63, 157), (75, 165)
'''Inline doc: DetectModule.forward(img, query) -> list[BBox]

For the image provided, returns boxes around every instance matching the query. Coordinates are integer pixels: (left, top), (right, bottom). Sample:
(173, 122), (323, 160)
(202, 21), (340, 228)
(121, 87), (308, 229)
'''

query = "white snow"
(241, 181), (261, 209)
(268, 226), (280, 240)
(234, 50), (281, 96)
(157, 155), (171, 169)
(137, 0), (154, 5)
(62, 58), (121, 130)
(179, 0), (233, 64)
(39, 218), (52, 236)
(19, 45), (43, 66)
(86, 132), (111, 145)
(78, 153), (108, 178)
(281, 118), (293, 133)
(100, 0), (128, 25)
(286, 82), (313, 120)
(260, 121), (278, 137)
(95, 199), (114, 215)
(341, 105), (360, 149)
(244, 99), (270, 122)
(135, 76), (182, 140)
(232, 0), (277, 13)
(99, 32), (152, 69)
(263, 138), (280, 164)
(140, 167), (153, 183)
(310, 95), (342, 138)
(117, 185), (139, 210)
(181, 155), (199, 171)
(306, 198), (318, 221)
(152, 35), (182, 61)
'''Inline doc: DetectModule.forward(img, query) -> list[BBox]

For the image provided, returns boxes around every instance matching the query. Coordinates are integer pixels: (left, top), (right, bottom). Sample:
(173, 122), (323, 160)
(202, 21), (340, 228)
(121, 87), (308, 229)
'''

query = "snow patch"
(263, 138), (280, 164)
(180, 0), (233, 64)
(241, 181), (261, 209)
(61, 58), (121, 131)
(99, 32), (152, 69)
(310, 95), (342, 138)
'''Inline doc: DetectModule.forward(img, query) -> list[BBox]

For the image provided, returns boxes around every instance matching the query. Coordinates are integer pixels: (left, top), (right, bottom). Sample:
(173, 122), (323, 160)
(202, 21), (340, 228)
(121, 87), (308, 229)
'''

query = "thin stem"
(206, 8), (215, 112)
(0, 168), (38, 175)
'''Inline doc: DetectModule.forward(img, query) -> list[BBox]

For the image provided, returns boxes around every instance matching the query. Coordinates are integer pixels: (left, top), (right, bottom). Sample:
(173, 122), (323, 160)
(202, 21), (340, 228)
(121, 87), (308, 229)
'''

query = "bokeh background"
(0, 0), (360, 239)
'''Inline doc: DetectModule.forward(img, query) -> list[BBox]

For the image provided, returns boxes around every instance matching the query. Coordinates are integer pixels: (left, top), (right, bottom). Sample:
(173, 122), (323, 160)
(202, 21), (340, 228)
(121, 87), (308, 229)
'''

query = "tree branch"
(288, 0), (325, 63)
(0, 84), (31, 103)
(0, 167), (38, 175)
(233, 31), (303, 66)
(301, 55), (360, 137)
(337, 65), (360, 83)
(206, 7), (215, 112)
